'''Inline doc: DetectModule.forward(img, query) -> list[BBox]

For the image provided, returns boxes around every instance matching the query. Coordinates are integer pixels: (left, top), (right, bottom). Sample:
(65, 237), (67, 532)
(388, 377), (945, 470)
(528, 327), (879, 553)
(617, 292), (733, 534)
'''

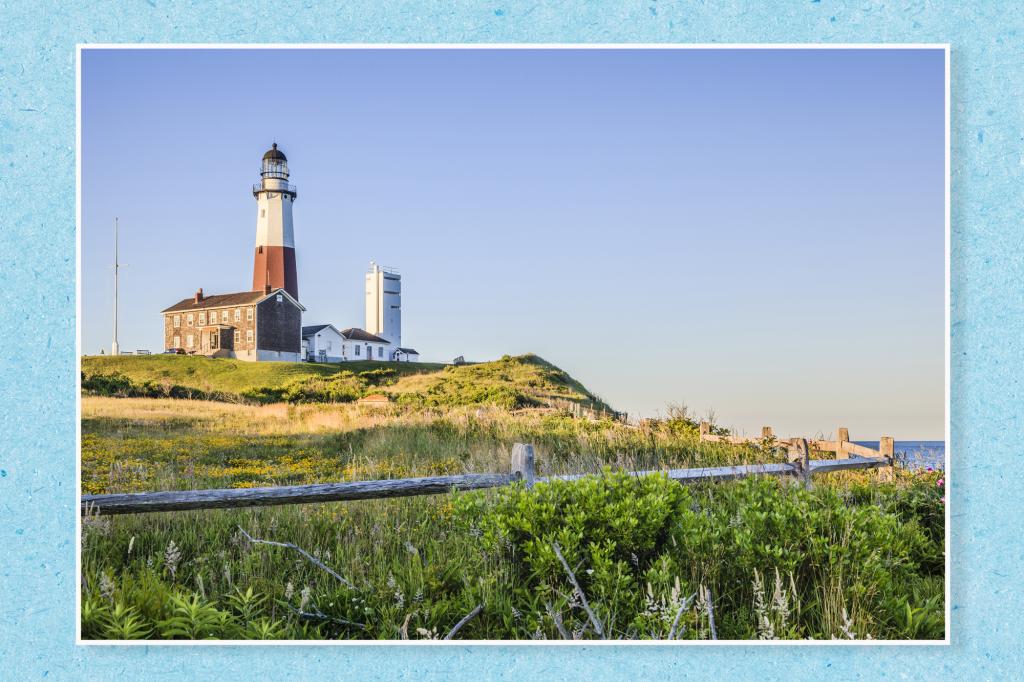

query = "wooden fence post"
(787, 437), (811, 489)
(699, 422), (710, 441)
(837, 427), (850, 459)
(511, 443), (536, 489)
(879, 436), (894, 482)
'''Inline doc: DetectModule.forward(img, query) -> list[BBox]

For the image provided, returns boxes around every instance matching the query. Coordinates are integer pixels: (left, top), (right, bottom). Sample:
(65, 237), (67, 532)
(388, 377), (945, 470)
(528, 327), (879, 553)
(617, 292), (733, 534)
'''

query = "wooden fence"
(80, 441), (893, 516)
(698, 423), (894, 461)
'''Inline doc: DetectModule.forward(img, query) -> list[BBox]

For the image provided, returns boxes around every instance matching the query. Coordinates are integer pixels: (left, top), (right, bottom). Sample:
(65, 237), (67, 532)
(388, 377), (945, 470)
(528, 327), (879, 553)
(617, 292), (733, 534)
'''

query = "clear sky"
(81, 48), (945, 438)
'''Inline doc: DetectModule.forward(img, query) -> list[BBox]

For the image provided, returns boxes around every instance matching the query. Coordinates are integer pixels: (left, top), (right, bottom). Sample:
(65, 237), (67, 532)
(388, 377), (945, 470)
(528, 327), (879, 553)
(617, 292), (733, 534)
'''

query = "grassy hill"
(81, 353), (614, 412)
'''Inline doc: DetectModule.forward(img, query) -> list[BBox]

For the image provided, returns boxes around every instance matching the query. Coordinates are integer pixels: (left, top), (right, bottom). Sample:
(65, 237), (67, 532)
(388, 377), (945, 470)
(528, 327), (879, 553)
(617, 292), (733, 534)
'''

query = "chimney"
(264, 283), (272, 295)
(194, 288), (204, 303)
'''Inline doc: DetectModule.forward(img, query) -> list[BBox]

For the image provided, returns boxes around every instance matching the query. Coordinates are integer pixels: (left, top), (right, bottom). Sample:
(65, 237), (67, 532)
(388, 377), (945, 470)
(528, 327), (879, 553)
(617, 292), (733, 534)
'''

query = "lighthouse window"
(260, 209), (265, 218)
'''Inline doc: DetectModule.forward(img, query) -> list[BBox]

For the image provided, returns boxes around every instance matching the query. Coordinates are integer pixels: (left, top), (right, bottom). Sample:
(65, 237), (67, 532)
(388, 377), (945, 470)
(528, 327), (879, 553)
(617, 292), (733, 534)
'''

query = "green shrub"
(453, 473), (942, 639)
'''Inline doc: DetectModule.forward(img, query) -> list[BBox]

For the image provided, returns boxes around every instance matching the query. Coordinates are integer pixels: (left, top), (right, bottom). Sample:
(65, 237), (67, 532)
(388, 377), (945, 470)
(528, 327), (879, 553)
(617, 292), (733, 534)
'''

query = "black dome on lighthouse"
(262, 143), (287, 162)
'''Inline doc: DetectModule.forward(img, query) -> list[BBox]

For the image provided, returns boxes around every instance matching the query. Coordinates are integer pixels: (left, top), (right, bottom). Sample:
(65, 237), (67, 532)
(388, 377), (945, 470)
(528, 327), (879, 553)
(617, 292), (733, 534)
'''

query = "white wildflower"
(99, 571), (115, 603)
(164, 540), (182, 580)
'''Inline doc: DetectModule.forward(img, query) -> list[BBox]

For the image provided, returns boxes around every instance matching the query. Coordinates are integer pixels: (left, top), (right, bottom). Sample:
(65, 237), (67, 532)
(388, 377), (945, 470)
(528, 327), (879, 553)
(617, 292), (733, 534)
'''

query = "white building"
(301, 324), (345, 362)
(301, 324), (393, 362)
(340, 327), (392, 361)
(364, 262), (419, 361)
(365, 262), (401, 350)
(394, 348), (420, 362)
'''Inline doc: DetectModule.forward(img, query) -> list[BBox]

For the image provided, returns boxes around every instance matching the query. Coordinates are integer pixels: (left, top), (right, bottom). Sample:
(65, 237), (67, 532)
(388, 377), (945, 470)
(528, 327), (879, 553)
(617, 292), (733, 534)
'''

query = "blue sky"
(81, 48), (945, 438)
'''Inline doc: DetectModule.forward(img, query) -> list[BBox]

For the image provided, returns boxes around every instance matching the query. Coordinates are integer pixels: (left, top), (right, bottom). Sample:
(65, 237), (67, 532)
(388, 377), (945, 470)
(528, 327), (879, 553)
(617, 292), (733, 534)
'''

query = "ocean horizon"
(854, 440), (946, 470)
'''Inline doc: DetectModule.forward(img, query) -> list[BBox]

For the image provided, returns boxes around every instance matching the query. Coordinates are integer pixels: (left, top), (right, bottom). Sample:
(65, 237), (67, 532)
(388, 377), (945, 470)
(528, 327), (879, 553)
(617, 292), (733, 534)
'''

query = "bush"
(82, 372), (208, 400)
(454, 473), (943, 639)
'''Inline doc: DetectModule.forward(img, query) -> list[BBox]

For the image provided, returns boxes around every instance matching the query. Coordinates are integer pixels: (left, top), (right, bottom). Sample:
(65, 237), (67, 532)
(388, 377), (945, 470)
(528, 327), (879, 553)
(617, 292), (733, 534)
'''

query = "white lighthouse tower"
(365, 262), (401, 353)
(252, 143), (299, 299)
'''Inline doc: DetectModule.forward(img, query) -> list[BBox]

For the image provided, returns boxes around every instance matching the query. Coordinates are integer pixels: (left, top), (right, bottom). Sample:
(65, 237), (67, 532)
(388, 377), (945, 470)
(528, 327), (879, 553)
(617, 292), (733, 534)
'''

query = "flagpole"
(112, 217), (120, 355)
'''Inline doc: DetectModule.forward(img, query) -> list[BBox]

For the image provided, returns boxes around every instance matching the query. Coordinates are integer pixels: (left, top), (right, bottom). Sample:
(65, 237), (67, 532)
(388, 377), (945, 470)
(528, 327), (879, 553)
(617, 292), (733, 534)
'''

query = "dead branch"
(552, 542), (605, 638)
(668, 591), (698, 640)
(705, 586), (718, 640)
(283, 603), (366, 630)
(444, 603), (483, 640)
(400, 612), (412, 640)
(237, 526), (354, 589)
(545, 601), (572, 640)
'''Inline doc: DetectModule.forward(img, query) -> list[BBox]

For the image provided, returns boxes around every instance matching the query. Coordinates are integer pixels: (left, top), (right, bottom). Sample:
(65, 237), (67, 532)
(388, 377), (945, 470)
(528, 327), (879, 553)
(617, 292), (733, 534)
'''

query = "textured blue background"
(0, 1), (1020, 679)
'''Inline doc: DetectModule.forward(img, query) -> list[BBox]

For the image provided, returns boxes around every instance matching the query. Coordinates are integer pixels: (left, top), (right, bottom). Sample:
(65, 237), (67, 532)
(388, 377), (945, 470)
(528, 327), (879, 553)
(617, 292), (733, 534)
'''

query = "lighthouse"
(252, 143), (299, 299)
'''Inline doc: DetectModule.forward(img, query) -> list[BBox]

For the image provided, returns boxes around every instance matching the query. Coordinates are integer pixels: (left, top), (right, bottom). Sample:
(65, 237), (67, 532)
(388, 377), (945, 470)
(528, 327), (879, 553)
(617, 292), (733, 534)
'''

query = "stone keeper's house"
(162, 286), (305, 362)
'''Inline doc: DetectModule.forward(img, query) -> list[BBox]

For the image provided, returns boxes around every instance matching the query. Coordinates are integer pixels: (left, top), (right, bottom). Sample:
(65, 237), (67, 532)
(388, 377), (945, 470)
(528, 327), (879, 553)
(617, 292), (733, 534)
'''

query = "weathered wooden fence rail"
(698, 423), (895, 461)
(81, 441), (893, 516)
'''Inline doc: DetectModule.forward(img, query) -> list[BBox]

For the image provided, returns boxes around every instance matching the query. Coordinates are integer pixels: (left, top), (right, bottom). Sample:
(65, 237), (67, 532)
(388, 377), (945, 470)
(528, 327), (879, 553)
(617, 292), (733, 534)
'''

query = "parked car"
(163, 348), (186, 355)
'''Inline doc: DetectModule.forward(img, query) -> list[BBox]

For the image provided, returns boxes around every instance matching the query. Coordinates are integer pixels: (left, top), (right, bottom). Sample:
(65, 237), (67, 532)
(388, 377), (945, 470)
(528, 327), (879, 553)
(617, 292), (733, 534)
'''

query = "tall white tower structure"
(252, 143), (298, 299)
(365, 262), (401, 350)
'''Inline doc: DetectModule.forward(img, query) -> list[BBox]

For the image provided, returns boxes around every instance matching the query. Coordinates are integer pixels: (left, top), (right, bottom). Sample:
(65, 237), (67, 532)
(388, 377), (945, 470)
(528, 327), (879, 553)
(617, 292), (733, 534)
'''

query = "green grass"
(81, 354), (443, 394)
(81, 353), (614, 411)
(81, 397), (769, 495)
(78, 353), (946, 641)
(81, 471), (945, 641)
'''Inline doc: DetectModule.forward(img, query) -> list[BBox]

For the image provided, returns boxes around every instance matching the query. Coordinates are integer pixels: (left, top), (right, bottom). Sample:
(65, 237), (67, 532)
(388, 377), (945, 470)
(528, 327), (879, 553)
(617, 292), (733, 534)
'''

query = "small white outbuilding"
(302, 324), (346, 363)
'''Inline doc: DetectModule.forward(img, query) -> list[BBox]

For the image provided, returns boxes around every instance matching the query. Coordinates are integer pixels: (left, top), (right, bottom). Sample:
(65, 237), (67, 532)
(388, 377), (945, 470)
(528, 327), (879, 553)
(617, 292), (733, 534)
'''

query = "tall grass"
(80, 396), (945, 640)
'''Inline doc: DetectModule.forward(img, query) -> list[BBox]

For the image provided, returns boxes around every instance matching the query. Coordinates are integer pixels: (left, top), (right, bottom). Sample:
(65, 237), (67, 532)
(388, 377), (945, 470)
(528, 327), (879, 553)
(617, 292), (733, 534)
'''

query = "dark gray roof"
(162, 288), (303, 313)
(301, 324), (332, 337)
(396, 348), (419, 354)
(340, 328), (389, 343)
(263, 142), (286, 161)
(161, 290), (265, 313)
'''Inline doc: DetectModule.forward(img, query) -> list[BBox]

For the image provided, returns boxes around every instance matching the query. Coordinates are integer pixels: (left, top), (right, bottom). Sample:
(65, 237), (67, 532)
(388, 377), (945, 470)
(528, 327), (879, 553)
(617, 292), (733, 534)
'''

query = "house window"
(210, 331), (218, 349)
(234, 330), (240, 344)
(246, 307), (253, 321)
(186, 314), (194, 327)
(355, 345), (361, 356)
(276, 294), (283, 302)
(246, 329), (253, 344)
(198, 312), (206, 325)
(234, 308), (241, 322)
(172, 335), (180, 348)
(186, 334), (194, 348)
(377, 346), (383, 358)
(172, 315), (181, 328)
(221, 310), (229, 323)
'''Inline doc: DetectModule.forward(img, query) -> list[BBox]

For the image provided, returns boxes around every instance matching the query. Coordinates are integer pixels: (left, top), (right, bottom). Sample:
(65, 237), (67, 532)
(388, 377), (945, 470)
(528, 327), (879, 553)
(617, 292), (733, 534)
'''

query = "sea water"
(854, 441), (945, 470)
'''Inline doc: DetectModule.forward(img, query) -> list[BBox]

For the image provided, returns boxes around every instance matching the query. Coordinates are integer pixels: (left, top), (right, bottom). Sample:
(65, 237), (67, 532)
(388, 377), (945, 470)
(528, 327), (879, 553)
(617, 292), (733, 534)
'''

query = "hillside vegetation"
(79, 354), (945, 641)
(81, 354), (614, 412)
